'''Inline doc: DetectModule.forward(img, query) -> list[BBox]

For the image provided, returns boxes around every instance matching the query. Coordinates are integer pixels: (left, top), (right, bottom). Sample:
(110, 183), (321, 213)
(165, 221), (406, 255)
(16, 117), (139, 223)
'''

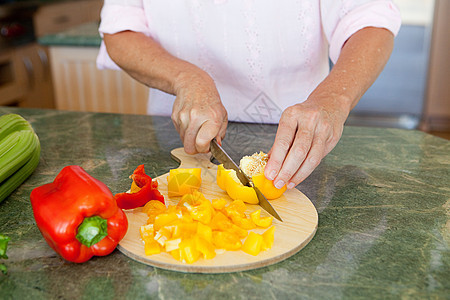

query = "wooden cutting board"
(117, 148), (318, 273)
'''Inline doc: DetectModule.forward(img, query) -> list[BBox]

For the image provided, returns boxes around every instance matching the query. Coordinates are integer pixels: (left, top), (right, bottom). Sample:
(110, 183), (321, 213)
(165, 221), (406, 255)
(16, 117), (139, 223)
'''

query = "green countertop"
(0, 107), (449, 299)
(38, 21), (101, 47)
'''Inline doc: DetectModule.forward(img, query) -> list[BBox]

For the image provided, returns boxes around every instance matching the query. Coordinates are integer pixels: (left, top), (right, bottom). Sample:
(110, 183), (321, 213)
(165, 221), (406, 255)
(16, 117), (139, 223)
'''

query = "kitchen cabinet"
(0, 43), (54, 108)
(49, 46), (149, 115)
(33, 0), (103, 37)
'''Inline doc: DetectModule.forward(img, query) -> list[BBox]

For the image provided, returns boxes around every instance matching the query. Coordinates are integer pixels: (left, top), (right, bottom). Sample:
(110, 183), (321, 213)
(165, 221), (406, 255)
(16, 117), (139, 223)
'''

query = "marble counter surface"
(0, 107), (448, 299)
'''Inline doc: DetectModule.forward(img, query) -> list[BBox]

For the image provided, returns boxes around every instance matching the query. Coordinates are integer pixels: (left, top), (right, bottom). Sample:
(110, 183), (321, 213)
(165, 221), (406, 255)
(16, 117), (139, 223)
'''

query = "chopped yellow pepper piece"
(139, 188), (276, 263)
(242, 231), (263, 256)
(167, 168), (202, 197)
(250, 209), (273, 228)
(195, 236), (216, 260)
(212, 231), (242, 251)
(179, 238), (201, 264)
(261, 226), (276, 251)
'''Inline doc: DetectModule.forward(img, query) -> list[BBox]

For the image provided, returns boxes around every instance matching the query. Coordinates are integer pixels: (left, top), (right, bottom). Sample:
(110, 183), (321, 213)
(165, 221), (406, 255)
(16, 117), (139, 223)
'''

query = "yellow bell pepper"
(212, 231), (242, 251)
(130, 180), (141, 193)
(228, 224), (248, 239)
(140, 190), (276, 263)
(252, 173), (287, 200)
(242, 231), (263, 256)
(196, 222), (213, 243)
(217, 165), (259, 204)
(144, 238), (162, 256)
(230, 214), (256, 230)
(212, 198), (227, 210)
(154, 212), (178, 231)
(165, 237), (182, 252)
(261, 226), (276, 251)
(250, 209), (273, 228)
(179, 238), (201, 264)
(143, 200), (167, 224)
(171, 220), (198, 239)
(140, 224), (155, 240)
(195, 236), (216, 259)
(209, 211), (232, 231)
(167, 168), (202, 197)
(179, 191), (214, 224)
(217, 164), (286, 203)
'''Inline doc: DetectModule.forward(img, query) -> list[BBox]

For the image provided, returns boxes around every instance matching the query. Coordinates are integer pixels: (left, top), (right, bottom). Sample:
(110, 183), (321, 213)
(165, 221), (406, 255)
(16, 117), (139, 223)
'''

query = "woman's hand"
(264, 97), (348, 190)
(104, 31), (228, 154)
(172, 71), (228, 154)
(264, 27), (394, 189)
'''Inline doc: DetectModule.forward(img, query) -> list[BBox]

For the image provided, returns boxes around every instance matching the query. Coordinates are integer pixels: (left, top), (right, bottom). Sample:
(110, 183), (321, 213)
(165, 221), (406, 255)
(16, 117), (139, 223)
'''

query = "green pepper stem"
(76, 216), (108, 247)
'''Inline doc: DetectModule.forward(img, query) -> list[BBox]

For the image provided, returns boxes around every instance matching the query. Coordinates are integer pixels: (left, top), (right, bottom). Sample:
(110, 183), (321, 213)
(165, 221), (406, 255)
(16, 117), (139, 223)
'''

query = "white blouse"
(97, 0), (401, 123)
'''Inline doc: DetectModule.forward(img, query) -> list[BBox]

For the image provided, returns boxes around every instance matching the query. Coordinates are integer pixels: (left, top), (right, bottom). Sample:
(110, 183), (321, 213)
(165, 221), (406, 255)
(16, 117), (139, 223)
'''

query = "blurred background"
(0, 0), (448, 139)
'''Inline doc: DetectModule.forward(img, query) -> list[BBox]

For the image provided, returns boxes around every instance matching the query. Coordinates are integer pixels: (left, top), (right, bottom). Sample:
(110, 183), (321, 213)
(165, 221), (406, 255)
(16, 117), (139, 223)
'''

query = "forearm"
(103, 31), (213, 95)
(307, 27), (395, 114)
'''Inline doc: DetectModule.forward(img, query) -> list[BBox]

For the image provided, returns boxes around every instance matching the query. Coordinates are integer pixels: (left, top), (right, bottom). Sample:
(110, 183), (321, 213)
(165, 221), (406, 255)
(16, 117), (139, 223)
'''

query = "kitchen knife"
(210, 139), (283, 222)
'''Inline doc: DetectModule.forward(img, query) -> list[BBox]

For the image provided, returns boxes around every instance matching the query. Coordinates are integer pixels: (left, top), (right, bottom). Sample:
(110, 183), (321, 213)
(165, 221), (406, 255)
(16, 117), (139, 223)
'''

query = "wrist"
(173, 65), (215, 95)
(306, 89), (353, 119)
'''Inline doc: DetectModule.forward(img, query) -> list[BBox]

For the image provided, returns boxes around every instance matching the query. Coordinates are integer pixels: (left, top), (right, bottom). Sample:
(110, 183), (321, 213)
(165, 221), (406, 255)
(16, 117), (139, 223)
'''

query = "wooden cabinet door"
(16, 44), (55, 109)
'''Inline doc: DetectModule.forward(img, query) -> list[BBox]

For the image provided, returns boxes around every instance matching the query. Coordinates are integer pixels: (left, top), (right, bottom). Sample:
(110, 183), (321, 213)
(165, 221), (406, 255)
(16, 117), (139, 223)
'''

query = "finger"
(183, 119), (201, 154)
(273, 128), (314, 189)
(264, 116), (297, 181)
(215, 118), (228, 145)
(286, 134), (326, 188)
(172, 106), (190, 143)
(195, 119), (223, 153)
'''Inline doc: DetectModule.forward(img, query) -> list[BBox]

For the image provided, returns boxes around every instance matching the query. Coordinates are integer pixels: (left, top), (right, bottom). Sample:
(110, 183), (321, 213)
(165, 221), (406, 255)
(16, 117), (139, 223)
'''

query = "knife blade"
(210, 139), (283, 222)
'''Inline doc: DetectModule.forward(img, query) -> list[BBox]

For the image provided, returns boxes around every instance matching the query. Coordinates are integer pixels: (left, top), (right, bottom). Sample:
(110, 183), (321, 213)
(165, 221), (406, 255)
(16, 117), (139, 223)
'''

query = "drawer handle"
(22, 56), (34, 89)
(37, 48), (50, 81)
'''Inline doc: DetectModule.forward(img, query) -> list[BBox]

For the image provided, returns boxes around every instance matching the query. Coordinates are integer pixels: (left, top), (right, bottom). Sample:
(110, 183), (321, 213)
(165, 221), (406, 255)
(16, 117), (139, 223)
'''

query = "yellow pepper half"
(217, 164), (287, 203)
(217, 164), (258, 204)
(167, 168), (202, 197)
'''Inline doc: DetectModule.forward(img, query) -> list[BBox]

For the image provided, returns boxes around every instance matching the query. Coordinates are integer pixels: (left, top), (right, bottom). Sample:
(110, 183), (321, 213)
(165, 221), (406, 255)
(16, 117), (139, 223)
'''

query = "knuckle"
(292, 145), (308, 159)
(278, 170), (294, 182)
(277, 138), (292, 151)
(308, 155), (321, 167)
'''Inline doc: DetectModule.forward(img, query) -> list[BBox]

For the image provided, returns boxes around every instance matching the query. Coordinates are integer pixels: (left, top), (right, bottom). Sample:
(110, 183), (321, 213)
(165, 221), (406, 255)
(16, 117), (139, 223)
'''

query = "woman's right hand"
(103, 31), (228, 153)
(172, 70), (228, 154)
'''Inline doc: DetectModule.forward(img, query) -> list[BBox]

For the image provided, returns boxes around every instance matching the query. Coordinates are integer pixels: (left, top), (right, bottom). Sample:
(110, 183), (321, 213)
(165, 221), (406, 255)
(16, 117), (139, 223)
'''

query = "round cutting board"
(118, 148), (318, 273)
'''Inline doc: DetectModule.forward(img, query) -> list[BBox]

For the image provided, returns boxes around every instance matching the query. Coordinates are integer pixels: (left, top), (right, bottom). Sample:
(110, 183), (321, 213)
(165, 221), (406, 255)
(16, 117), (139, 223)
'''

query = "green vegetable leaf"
(0, 234), (10, 259)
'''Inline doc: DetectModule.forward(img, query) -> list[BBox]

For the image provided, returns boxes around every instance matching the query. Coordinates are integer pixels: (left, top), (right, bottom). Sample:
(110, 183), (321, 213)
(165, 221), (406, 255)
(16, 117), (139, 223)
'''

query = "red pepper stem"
(76, 216), (108, 247)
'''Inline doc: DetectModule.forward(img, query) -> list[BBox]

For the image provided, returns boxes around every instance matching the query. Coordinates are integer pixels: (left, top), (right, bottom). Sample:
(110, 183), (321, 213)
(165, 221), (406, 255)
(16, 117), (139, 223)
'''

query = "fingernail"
(267, 170), (277, 180)
(275, 180), (285, 189)
(287, 182), (296, 189)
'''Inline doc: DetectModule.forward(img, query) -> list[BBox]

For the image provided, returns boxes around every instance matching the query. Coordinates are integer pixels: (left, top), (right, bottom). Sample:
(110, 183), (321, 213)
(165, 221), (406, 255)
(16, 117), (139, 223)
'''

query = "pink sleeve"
(96, 1), (150, 70)
(321, 0), (402, 64)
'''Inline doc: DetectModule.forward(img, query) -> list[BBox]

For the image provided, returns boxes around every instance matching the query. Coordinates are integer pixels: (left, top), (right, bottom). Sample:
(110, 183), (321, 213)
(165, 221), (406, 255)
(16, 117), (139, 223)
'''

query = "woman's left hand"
(264, 96), (349, 190)
(264, 27), (395, 189)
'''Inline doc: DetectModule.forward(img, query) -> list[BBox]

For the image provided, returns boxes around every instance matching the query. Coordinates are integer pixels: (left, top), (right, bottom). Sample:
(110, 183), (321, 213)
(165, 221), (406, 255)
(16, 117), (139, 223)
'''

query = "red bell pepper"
(114, 164), (165, 209)
(30, 166), (128, 263)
